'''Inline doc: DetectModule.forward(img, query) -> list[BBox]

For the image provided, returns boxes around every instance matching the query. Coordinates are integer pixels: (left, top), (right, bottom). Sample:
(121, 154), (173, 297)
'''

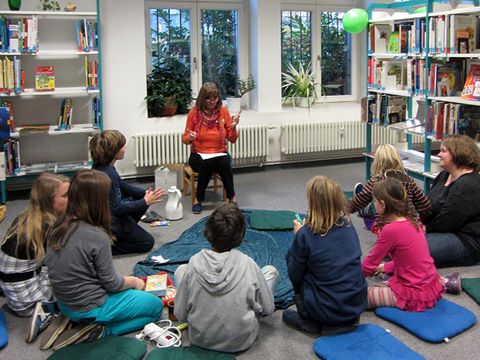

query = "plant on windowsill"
(226, 74), (256, 113)
(146, 59), (193, 118)
(282, 62), (318, 109)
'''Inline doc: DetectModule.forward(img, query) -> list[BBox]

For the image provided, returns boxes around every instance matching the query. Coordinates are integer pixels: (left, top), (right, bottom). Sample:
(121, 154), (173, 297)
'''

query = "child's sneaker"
(39, 314), (71, 350)
(25, 301), (57, 343)
(445, 271), (462, 295)
(51, 323), (104, 351)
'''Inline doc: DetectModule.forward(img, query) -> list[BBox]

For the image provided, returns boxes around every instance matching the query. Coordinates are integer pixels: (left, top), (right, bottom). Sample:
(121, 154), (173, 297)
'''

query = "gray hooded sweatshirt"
(174, 248), (275, 352)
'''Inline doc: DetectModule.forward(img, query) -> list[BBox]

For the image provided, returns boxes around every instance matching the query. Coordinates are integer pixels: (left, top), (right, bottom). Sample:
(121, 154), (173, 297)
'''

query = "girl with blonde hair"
(283, 176), (367, 335)
(349, 144), (431, 232)
(0, 173), (69, 319)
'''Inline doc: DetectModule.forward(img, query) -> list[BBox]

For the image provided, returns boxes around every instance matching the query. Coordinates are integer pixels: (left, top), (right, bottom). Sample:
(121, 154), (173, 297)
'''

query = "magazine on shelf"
(35, 66), (55, 92)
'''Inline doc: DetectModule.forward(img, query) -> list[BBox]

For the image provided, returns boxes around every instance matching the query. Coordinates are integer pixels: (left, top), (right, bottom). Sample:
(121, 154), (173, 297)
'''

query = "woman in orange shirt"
(182, 82), (241, 214)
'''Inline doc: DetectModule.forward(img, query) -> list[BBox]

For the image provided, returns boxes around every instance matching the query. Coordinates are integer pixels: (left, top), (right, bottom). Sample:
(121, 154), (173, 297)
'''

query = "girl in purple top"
(362, 177), (460, 311)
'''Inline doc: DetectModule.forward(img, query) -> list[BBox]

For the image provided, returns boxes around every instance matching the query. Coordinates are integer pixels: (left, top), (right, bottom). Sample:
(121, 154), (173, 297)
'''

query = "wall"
(101, 0), (364, 177)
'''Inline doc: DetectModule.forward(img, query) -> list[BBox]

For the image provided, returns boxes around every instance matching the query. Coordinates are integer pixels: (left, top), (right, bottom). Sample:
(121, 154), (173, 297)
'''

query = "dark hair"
(48, 169), (113, 251)
(89, 130), (126, 166)
(195, 82), (222, 113)
(204, 203), (245, 252)
(442, 135), (480, 170)
(372, 177), (418, 228)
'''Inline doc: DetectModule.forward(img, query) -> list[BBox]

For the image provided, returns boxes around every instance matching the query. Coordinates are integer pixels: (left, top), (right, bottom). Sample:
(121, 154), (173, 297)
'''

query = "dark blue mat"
(133, 209), (295, 309)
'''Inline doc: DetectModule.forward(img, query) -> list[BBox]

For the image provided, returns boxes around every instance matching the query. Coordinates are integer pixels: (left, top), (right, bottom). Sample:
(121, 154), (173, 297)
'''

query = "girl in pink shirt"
(362, 177), (460, 311)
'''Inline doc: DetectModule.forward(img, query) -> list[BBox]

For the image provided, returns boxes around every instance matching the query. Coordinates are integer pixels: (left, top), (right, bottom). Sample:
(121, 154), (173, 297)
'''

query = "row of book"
(0, 56), (23, 94)
(84, 58), (98, 90)
(369, 14), (480, 54)
(367, 94), (408, 125)
(0, 16), (38, 53)
(426, 102), (480, 140)
(75, 19), (98, 52)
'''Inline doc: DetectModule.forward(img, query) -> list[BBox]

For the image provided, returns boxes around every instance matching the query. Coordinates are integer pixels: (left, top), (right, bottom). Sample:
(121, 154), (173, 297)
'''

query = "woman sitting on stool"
(182, 82), (241, 214)
(424, 134), (480, 267)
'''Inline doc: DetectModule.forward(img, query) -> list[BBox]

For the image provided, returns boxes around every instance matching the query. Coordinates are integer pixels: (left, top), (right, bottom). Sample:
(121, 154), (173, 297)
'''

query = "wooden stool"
(183, 165), (227, 205)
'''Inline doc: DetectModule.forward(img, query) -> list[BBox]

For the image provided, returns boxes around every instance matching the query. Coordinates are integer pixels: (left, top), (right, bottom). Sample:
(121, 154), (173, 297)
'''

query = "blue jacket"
(286, 219), (367, 325)
(93, 164), (147, 233)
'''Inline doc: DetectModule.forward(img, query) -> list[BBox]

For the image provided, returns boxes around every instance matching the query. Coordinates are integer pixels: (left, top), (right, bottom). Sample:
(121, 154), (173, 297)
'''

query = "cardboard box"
(155, 163), (184, 190)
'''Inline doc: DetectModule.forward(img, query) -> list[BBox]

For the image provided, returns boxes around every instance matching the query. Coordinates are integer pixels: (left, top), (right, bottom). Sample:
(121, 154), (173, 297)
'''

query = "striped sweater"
(348, 174), (432, 223)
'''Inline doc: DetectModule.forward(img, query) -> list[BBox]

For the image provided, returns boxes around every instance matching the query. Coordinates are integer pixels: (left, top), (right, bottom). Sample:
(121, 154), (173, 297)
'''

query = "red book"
(461, 64), (480, 100)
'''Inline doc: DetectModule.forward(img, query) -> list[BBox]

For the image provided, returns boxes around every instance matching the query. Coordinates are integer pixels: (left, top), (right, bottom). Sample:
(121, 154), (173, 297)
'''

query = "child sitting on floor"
(0, 173), (69, 327)
(362, 177), (460, 311)
(349, 144), (431, 233)
(174, 203), (279, 353)
(43, 170), (162, 350)
(283, 176), (367, 336)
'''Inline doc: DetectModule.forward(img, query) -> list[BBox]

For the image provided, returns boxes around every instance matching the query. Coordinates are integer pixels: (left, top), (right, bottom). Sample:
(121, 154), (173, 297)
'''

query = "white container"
(226, 97), (241, 113)
(165, 186), (183, 221)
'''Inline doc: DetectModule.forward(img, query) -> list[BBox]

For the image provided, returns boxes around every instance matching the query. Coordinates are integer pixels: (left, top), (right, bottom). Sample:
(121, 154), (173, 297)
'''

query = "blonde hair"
(371, 144), (405, 177)
(6, 173), (70, 262)
(305, 176), (349, 235)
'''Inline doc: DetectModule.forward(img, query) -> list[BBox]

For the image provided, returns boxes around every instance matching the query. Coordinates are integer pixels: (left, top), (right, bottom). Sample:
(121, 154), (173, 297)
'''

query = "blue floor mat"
(133, 209), (295, 309)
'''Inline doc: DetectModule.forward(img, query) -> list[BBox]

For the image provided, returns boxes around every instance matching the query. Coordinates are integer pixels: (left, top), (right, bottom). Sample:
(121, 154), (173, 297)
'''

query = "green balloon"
(414, 6), (426, 13)
(343, 8), (368, 34)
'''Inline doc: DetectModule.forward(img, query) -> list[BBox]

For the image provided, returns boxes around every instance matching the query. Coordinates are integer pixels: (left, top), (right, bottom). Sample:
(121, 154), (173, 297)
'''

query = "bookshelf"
(365, 0), (480, 191)
(0, 0), (102, 203)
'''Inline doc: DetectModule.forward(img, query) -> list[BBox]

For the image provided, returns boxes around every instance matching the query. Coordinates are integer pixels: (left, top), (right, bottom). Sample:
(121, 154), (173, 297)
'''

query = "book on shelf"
(461, 63), (480, 100)
(35, 66), (55, 92)
(57, 98), (73, 130)
(450, 14), (477, 54)
(458, 105), (480, 141)
(19, 124), (50, 134)
(0, 107), (10, 145)
(387, 31), (400, 53)
(145, 273), (167, 297)
(373, 24), (392, 53)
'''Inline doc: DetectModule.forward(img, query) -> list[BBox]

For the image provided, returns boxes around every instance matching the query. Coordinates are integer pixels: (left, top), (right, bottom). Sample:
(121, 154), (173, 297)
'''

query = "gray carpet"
(0, 159), (479, 359)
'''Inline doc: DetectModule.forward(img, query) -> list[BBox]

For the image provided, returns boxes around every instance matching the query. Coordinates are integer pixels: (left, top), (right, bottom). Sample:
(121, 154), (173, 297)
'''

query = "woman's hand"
(293, 219), (304, 234)
(188, 130), (197, 142)
(144, 188), (166, 206)
(123, 276), (145, 290)
(231, 111), (241, 129)
(374, 263), (385, 275)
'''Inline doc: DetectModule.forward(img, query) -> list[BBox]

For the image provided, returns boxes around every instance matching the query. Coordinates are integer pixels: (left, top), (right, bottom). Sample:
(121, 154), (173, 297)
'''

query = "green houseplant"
(146, 59), (193, 117)
(282, 62), (318, 108)
(226, 74), (256, 113)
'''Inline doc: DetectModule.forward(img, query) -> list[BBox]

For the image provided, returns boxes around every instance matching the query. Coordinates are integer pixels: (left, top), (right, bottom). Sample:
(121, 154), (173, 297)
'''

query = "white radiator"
(281, 121), (403, 155)
(133, 125), (269, 167)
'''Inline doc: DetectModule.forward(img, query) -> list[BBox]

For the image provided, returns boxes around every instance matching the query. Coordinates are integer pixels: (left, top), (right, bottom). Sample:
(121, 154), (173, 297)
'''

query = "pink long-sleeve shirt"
(362, 220), (444, 311)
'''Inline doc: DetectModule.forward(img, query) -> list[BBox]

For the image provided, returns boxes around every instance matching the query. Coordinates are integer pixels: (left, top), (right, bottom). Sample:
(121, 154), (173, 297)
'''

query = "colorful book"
(35, 66), (55, 92)
(461, 64), (480, 100)
(145, 273), (168, 297)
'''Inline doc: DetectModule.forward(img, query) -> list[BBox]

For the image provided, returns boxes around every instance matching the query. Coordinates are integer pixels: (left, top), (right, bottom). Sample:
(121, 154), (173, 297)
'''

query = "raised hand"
(145, 187), (166, 206)
(231, 110), (241, 129)
(188, 130), (197, 142)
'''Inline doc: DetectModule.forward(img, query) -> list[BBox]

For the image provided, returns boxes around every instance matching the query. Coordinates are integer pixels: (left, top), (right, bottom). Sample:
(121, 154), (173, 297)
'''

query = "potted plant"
(282, 62), (318, 108)
(226, 74), (256, 113)
(146, 59), (193, 117)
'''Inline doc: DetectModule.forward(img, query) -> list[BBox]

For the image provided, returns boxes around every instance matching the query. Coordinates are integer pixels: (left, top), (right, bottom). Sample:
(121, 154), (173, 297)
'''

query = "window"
(281, 6), (358, 101)
(147, 2), (244, 99)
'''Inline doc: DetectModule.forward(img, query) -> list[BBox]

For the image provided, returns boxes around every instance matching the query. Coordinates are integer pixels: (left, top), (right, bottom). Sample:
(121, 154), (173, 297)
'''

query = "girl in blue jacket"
(284, 175), (367, 335)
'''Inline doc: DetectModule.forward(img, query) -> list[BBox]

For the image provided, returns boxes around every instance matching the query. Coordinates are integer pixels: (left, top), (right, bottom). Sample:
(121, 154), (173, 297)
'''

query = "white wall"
(101, 0), (364, 177)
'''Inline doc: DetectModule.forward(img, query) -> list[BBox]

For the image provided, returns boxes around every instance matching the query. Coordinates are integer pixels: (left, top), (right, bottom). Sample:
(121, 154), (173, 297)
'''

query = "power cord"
(136, 320), (188, 348)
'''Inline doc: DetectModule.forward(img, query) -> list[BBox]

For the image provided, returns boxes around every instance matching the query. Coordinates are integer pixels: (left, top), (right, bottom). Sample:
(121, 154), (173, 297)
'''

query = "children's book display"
(366, 0), (480, 185)
(0, 2), (102, 203)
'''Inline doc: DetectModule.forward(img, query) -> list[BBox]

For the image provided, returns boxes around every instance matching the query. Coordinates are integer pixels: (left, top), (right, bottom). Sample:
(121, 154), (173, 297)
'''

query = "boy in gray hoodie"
(174, 203), (279, 352)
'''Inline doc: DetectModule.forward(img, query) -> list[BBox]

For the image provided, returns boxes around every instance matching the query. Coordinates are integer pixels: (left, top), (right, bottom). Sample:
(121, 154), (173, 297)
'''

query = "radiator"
(281, 121), (403, 155)
(133, 125), (269, 167)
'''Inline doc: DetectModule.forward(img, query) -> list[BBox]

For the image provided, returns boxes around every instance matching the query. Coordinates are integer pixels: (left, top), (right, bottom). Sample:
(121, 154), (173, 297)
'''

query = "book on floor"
(145, 273), (167, 297)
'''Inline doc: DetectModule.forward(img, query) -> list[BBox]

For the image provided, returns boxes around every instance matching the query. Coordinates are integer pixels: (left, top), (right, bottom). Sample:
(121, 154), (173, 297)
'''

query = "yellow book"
(145, 274), (167, 297)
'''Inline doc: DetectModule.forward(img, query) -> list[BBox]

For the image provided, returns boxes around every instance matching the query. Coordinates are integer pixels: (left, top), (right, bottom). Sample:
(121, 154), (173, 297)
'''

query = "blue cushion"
(313, 324), (424, 360)
(0, 310), (8, 349)
(374, 299), (477, 343)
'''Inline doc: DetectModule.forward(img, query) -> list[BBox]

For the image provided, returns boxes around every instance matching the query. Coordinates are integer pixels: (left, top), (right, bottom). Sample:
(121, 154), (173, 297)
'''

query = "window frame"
(281, 4), (359, 103)
(145, 1), (247, 99)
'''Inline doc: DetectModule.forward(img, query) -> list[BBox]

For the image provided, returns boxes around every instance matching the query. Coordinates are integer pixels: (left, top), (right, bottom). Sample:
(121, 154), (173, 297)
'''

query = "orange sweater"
(182, 107), (238, 154)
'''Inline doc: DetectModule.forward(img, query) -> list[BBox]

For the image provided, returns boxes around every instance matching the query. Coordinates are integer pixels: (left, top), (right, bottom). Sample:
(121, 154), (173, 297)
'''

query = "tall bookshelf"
(0, 0), (102, 203)
(365, 0), (480, 192)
